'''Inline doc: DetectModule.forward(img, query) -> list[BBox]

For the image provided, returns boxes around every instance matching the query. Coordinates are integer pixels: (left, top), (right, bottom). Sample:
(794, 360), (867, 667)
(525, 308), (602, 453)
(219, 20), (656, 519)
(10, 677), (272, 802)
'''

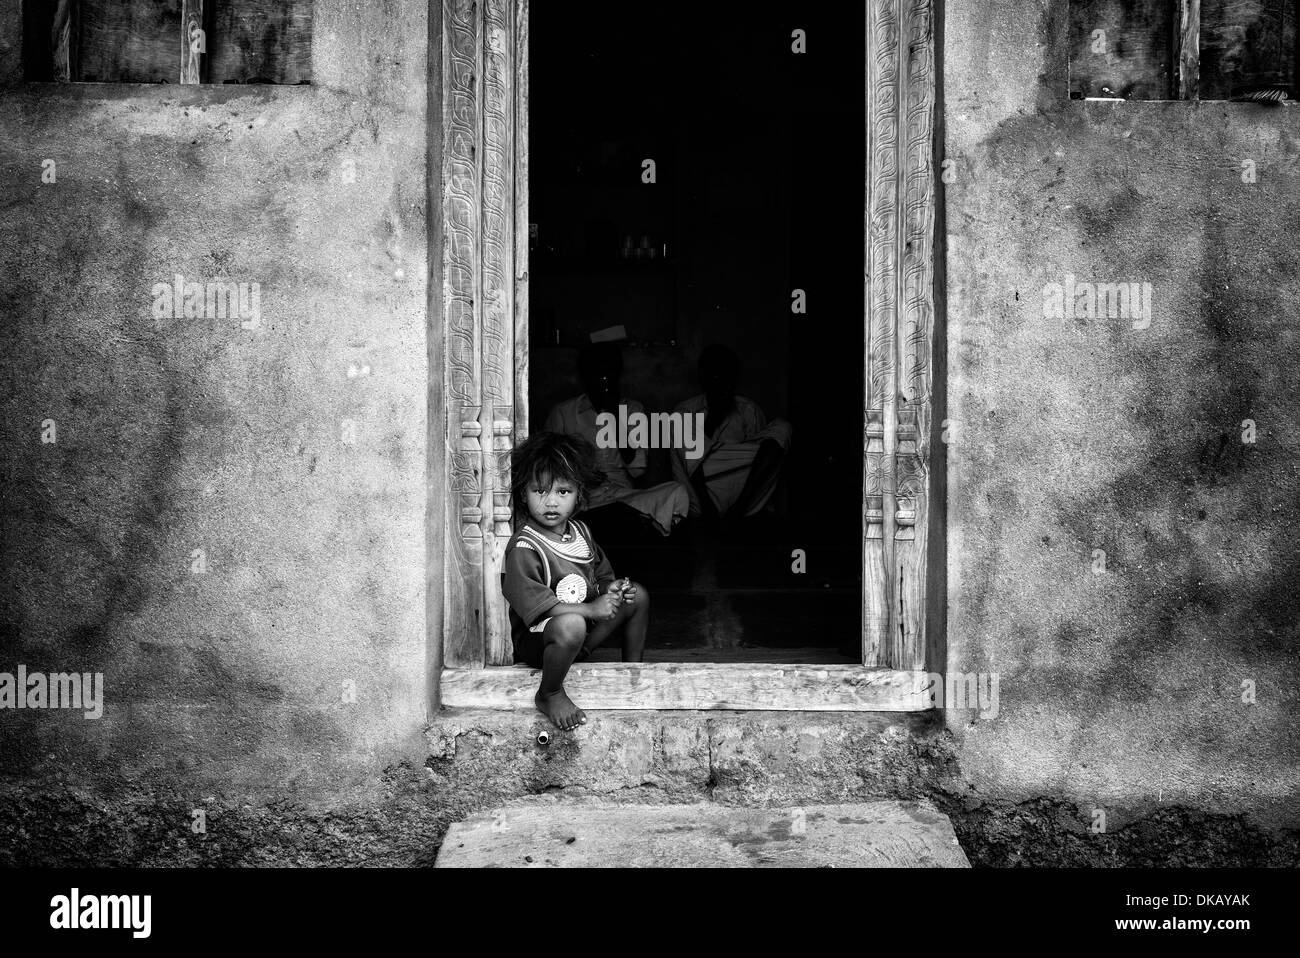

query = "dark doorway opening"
(528, 3), (865, 663)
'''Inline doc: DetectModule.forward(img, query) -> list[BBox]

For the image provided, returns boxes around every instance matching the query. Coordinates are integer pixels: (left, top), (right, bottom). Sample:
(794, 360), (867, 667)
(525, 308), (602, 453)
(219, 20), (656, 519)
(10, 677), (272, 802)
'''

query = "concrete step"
(436, 796), (970, 867)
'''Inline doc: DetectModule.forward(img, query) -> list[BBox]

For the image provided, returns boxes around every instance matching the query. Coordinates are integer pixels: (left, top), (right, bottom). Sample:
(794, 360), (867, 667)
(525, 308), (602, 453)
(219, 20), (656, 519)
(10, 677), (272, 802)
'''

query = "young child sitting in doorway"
(502, 432), (651, 730)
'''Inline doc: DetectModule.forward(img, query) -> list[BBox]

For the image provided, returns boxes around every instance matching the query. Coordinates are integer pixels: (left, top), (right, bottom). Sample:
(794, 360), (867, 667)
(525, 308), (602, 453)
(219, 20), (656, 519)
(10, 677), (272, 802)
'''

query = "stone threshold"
(439, 663), (928, 711)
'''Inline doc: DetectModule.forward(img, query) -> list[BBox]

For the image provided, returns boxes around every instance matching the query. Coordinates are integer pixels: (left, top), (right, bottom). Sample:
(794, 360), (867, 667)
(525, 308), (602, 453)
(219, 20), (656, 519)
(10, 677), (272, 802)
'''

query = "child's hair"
(511, 431), (607, 518)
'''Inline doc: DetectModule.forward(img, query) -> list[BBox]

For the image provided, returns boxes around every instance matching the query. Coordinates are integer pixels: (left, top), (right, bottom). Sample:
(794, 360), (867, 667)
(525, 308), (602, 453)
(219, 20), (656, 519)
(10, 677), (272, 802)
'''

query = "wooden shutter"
(32, 0), (312, 84)
(208, 0), (312, 85)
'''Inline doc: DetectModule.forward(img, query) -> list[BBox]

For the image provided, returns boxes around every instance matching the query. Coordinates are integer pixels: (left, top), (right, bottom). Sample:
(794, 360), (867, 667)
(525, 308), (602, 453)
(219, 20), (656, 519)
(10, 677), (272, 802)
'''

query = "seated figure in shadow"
(671, 343), (792, 522)
(543, 343), (690, 538)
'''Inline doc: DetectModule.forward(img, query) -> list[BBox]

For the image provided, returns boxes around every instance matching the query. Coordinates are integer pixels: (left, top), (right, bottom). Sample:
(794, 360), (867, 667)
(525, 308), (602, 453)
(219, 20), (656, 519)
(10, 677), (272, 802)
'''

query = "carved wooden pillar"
(437, 0), (527, 669)
(479, 0), (518, 666)
(863, 0), (936, 671)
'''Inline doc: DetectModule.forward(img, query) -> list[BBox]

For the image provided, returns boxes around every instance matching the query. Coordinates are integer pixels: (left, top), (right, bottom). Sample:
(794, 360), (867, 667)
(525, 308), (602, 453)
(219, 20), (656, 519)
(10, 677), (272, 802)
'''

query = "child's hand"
(587, 593), (620, 621)
(618, 579), (637, 605)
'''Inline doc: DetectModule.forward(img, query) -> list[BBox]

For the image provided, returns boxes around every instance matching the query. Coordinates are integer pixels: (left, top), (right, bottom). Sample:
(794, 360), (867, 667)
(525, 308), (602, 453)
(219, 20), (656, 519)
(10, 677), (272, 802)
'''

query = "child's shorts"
(513, 623), (593, 669)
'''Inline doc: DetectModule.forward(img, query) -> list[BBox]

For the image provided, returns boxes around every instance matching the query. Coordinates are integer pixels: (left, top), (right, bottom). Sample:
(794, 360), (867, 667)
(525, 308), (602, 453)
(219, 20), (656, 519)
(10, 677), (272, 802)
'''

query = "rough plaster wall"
(2, 0), (1297, 867)
(0, 711), (953, 864)
(0, 1), (429, 800)
(2, 709), (1293, 866)
(943, 0), (1300, 830)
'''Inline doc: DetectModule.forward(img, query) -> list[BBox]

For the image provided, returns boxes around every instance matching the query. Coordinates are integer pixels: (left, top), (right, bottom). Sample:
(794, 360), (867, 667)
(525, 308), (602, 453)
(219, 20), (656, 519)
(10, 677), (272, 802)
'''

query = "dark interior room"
(529, 3), (866, 662)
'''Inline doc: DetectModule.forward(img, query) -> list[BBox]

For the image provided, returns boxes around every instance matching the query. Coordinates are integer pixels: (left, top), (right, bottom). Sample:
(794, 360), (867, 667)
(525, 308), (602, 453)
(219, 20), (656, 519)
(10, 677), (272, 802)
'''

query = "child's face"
(525, 474), (578, 532)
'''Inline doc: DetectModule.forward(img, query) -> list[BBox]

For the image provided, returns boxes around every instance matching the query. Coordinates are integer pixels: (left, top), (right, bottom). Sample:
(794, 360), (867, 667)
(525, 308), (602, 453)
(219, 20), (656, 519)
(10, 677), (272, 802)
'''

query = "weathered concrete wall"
(0, 1), (429, 801)
(5, 709), (954, 865)
(3, 708), (1292, 866)
(2, 1), (1297, 866)
(943, 0), (1300, 831)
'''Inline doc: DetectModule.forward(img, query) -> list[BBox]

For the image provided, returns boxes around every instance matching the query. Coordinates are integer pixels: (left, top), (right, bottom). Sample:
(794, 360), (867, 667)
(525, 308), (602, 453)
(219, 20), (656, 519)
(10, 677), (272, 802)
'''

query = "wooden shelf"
(534, 259), (675, 275)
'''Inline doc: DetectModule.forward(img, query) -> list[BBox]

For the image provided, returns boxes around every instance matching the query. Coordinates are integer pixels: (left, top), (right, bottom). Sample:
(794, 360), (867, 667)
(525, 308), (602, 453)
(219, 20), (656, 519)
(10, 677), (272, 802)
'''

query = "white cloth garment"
(670, 394), (792, 517)
(543, 394), (690, 536)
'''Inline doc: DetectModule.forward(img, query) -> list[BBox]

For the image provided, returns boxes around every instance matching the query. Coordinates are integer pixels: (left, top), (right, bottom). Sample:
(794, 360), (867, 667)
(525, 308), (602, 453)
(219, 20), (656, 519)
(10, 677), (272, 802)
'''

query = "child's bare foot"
(535, 688), (587, 730)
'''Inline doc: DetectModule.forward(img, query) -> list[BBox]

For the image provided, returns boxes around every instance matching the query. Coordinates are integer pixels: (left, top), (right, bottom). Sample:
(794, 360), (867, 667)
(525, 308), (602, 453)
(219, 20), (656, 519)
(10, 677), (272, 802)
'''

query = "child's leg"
(729, 437), (785, 517)
(535, 613), (588, 730)
(620, 582), (650, 662)
(689, 462), (719, 520)
(581, 582), (651, 662)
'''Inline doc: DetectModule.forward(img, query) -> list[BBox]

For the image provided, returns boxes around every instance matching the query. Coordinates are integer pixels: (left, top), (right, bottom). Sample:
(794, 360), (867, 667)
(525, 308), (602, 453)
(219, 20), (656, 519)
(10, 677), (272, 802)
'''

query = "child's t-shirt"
(500, 519), (616, 642)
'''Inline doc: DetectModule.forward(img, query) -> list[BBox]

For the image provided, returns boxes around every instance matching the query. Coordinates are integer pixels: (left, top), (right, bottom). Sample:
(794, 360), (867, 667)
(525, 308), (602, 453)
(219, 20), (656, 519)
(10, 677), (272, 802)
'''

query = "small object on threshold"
(1230, 87), (1291, 104)
(536, 730), (551, 747)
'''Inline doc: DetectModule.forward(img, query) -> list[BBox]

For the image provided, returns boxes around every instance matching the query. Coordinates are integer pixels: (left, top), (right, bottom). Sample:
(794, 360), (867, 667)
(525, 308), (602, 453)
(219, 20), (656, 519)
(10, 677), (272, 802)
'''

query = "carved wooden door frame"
(428, 0), (942, 712)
